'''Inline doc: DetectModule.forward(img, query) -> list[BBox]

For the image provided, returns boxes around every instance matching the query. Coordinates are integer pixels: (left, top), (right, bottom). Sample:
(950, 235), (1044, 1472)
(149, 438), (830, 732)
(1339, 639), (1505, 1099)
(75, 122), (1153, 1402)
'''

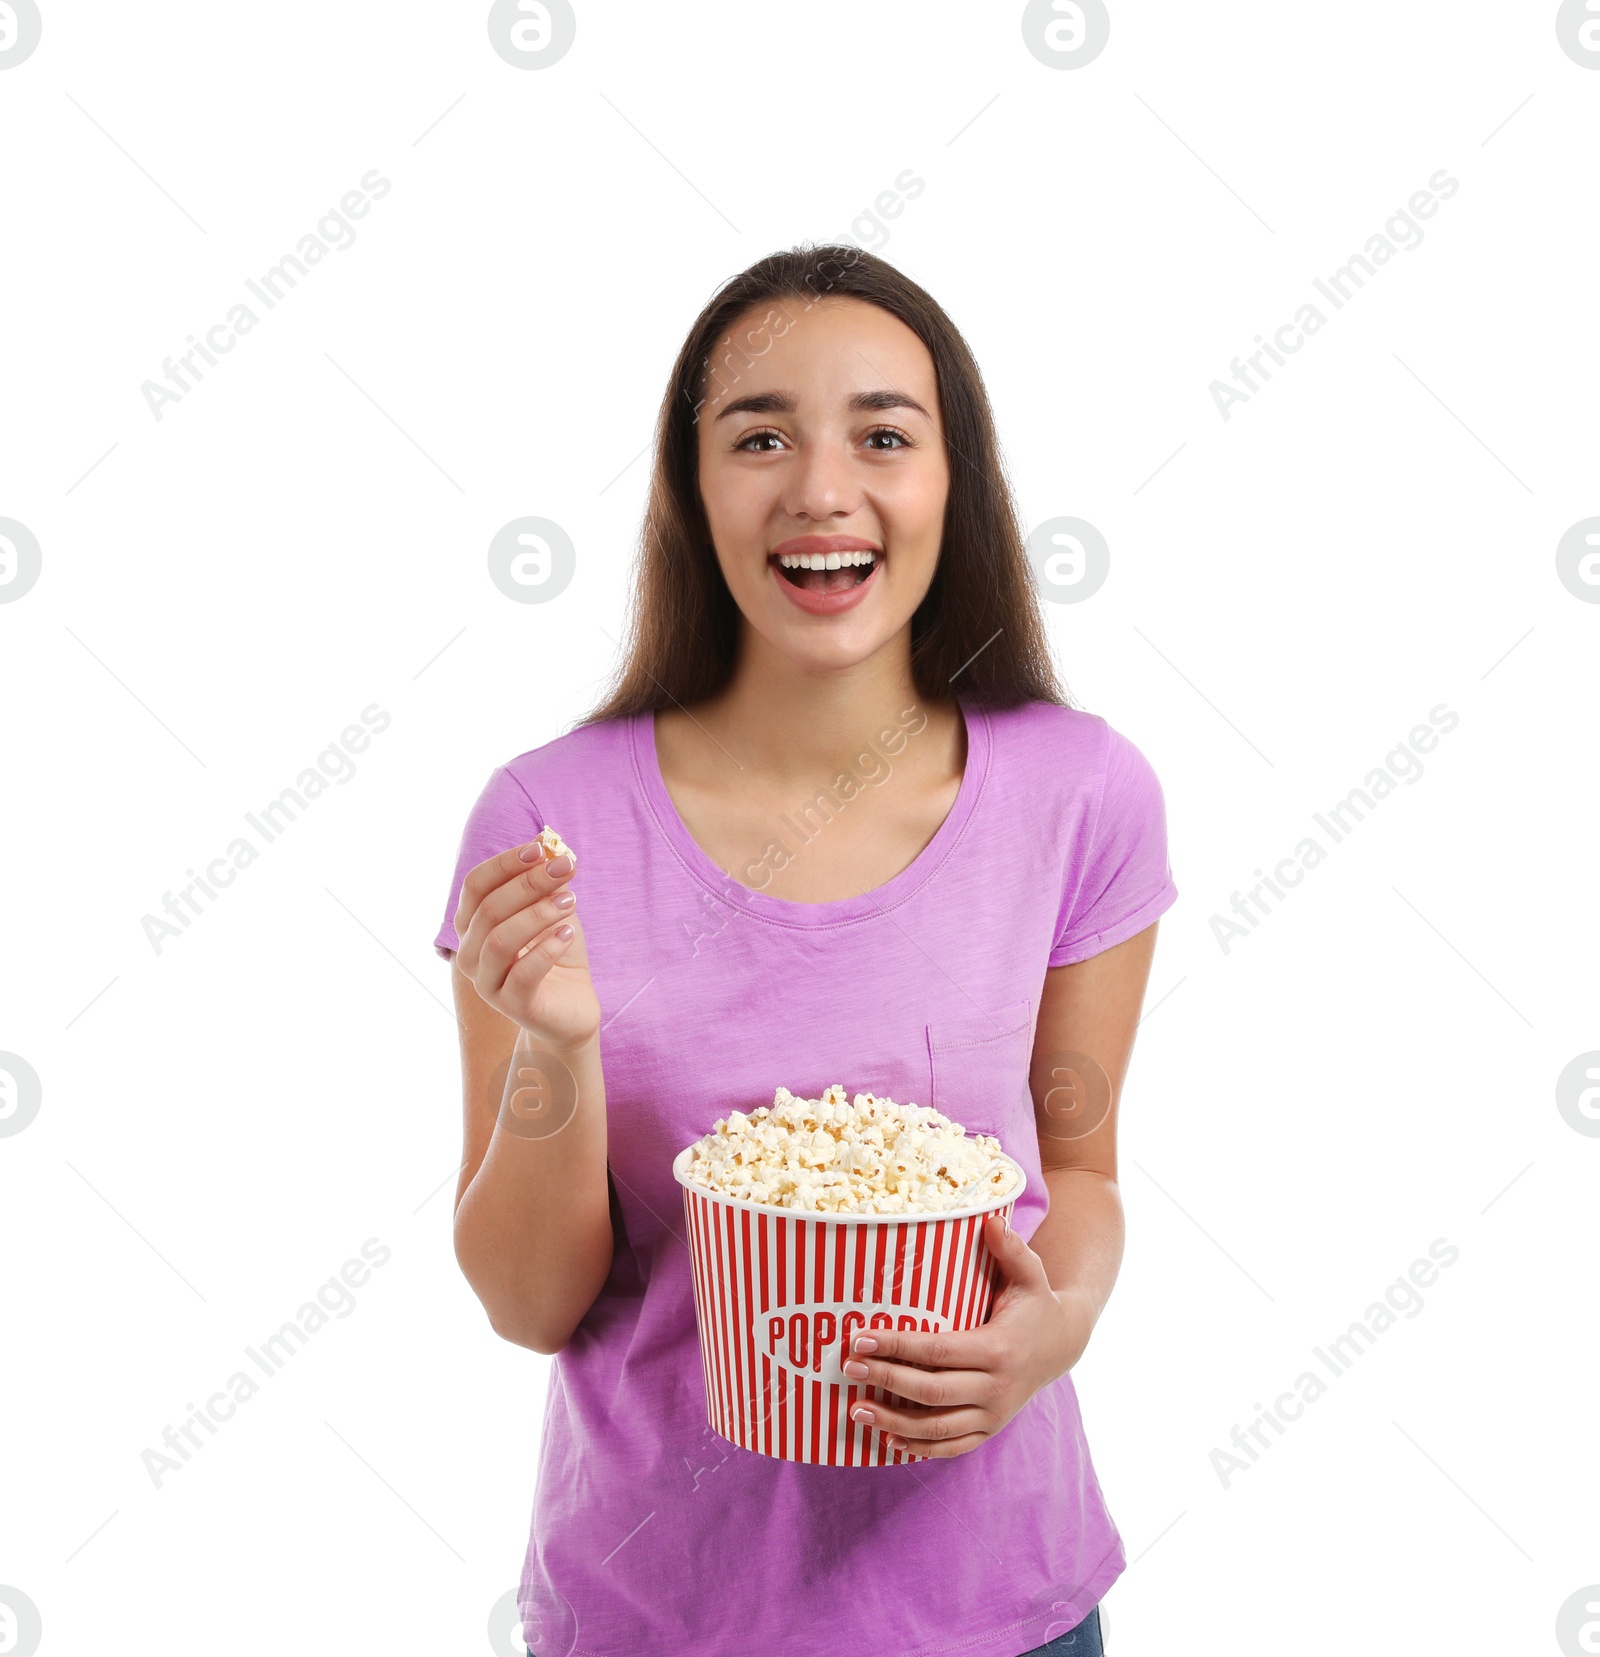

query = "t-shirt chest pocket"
(924, 999), (1036, 1143)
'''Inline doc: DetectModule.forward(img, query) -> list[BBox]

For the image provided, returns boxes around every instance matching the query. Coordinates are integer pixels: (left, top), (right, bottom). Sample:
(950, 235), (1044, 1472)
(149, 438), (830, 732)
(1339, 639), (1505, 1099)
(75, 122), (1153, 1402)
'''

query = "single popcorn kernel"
(537, 825), (576, 869)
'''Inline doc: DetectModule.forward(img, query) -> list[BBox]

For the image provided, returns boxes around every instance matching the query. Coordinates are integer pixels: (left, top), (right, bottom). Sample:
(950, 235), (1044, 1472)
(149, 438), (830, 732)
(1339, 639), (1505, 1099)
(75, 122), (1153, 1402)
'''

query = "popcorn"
(684, 1085), (1015, 1215)
(536, 824), (575, 869)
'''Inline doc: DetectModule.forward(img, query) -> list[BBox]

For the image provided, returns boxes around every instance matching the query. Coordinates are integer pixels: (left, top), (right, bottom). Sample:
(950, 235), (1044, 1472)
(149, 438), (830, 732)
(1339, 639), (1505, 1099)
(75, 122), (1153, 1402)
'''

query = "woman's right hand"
(452, 838), (599, 1052)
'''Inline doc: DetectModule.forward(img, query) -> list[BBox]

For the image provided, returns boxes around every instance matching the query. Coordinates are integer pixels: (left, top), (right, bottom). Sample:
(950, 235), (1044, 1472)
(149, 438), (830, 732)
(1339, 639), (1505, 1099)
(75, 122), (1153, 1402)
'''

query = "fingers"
(455, 839), (576, 972)
(844, 1324), (1000, 1376)
(478, 889), (579, 993)
(849, 1398), (992, 1456)
(453, 839), (548, 940)
(842, 1357), (995, 1409)
(469, 912), (577, 1014)
(886, 1430), (990, 1460)
(984, 1214), (1047, 1284)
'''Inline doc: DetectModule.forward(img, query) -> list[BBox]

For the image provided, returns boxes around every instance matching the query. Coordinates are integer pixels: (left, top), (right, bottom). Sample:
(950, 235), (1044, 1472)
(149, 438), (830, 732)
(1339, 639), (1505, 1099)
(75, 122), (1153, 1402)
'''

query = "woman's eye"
(734, 426), (912, 453)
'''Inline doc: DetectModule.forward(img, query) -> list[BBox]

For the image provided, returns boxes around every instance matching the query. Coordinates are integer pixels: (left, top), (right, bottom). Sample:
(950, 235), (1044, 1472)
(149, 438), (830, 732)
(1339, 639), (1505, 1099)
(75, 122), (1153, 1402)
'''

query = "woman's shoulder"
(976, 696), (1107, 761)
(490, 711), (638, 804)
(975, 697), (1164, 796)
(444, 714), (639, 872)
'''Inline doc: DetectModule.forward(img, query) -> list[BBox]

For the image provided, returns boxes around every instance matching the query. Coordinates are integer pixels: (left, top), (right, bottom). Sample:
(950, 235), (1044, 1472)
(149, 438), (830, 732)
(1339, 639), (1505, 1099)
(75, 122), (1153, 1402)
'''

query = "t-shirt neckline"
(629, 694), (991, 930)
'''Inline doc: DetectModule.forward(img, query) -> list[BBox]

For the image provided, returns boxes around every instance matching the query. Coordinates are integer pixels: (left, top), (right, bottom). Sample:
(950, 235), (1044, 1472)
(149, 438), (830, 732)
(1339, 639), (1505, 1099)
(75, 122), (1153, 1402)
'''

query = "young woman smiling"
(436, 246), (1177, 1657)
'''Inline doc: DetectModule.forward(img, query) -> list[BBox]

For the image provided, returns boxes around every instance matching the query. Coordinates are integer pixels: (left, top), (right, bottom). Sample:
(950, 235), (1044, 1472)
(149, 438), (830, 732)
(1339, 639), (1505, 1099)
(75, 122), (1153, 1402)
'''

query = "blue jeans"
(525, 1602), (1101, 1656)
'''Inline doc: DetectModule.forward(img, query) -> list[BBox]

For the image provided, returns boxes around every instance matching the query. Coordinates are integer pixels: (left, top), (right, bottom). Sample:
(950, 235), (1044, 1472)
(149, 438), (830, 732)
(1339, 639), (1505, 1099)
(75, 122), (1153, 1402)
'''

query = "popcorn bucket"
(672, 1147), (1025, 1466)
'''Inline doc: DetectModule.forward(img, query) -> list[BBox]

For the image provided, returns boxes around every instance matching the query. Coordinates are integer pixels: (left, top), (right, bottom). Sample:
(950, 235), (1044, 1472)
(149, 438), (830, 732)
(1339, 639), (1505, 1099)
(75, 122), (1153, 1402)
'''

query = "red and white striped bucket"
(672, 1145), (1025, 1465)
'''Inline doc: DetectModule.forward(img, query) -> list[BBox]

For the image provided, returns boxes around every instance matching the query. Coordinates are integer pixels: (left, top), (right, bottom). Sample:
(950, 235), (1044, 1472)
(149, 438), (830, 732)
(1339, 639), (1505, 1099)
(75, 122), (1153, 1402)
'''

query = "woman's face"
(694, 295), (950, 679)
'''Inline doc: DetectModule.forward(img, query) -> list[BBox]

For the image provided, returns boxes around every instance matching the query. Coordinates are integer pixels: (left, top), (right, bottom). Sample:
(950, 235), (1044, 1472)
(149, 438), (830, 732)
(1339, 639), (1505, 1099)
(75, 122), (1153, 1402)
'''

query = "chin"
(773, 624), (902, 677)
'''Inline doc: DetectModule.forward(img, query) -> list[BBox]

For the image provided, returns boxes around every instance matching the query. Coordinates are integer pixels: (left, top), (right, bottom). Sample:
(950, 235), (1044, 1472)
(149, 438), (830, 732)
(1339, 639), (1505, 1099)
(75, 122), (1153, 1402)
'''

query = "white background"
(2, 3), (1597, 1654)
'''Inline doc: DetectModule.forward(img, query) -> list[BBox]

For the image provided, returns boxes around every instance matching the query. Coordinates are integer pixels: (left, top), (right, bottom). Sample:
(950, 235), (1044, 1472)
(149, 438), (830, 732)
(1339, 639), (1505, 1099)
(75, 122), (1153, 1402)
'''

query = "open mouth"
(771, 549), (880, 594)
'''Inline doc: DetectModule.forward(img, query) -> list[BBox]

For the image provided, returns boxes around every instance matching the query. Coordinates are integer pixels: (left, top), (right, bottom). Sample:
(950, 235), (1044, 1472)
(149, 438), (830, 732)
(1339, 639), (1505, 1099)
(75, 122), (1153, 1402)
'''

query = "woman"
(435, 244), (1177, 1657)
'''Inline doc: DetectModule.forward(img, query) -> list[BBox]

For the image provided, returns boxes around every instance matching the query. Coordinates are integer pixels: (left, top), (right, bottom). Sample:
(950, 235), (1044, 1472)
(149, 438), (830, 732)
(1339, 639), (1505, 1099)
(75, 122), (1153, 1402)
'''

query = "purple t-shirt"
(434, 696), (1177, 1657)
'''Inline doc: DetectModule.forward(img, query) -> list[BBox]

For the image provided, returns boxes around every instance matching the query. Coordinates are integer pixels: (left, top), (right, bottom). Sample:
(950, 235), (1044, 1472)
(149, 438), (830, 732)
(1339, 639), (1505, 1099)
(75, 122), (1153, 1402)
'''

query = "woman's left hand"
(843, 1215), (1093, 1460)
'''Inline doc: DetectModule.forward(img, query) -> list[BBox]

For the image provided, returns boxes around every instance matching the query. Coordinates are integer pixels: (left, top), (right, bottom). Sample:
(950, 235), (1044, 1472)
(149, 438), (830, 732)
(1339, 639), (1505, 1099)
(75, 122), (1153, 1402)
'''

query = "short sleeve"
(432, 764), (544, 961)
(1049, 722), (1178, 967)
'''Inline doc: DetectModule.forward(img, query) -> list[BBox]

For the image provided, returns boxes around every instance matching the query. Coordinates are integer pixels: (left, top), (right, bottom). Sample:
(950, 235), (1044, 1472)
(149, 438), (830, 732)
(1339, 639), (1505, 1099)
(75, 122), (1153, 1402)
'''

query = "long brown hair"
(582, 243), (1068, 723)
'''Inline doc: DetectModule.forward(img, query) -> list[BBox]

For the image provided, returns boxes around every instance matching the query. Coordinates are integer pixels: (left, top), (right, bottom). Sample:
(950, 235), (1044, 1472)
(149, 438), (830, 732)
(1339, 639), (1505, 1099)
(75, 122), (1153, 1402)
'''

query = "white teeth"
(776, 549), (879, 569)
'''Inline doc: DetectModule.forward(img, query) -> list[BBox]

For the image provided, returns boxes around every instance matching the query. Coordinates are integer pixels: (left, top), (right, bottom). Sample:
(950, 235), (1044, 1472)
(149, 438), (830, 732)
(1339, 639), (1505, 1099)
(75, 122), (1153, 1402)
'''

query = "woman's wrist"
(493, 1028), (603, 1143)
(517, 1022), (602, 1060)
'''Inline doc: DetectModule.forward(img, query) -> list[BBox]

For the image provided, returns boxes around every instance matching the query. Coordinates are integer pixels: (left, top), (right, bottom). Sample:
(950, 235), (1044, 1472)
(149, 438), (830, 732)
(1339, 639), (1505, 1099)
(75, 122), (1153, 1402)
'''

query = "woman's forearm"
(1026, 1166), (1125, 1335)
(453, 1030), (614, 1353)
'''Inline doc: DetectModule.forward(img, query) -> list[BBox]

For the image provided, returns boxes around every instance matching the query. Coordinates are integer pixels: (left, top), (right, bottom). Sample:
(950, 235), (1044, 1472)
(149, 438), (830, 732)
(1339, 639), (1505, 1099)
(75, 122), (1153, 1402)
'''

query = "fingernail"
(545, 855), (574, 878)
(853, 1335), (877, 1354)
(887, 1437), (906, 1453)
(842, 1359), (869, 1380)
(850, 1406), (875, 1425)
(554, 923), (574, 940)
(553, 890), (576, 910)
(518, 841), (547, 863)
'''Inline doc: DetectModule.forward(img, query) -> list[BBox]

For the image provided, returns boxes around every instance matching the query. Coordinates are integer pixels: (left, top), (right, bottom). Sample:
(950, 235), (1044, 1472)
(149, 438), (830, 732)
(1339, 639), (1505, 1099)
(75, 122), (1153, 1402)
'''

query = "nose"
(783, 432), (862, 523)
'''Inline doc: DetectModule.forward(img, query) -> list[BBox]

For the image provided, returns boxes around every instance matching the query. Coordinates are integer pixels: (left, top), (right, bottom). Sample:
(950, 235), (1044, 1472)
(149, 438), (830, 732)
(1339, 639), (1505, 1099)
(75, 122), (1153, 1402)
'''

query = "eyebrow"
(711, 388), (935, 423)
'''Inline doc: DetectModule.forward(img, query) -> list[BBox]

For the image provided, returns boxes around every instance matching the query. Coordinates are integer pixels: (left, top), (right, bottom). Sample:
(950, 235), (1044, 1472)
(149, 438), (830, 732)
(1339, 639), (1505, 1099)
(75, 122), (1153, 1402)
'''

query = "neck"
(695, 633), (947, 785)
